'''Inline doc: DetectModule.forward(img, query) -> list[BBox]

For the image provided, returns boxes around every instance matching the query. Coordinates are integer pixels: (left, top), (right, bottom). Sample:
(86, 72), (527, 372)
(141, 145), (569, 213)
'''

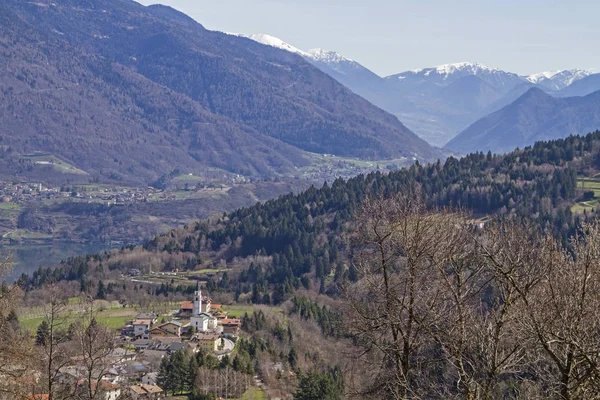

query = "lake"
(0, 242), (115, 282)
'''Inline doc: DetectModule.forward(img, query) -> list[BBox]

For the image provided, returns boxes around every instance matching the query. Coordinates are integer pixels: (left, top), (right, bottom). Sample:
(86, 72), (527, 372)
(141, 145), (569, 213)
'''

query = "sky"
(136, 0), (600, 77)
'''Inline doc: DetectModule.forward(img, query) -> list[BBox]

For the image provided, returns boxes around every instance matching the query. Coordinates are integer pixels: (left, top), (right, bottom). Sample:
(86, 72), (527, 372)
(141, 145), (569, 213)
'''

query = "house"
(109, 347), (136, 363)
(196, 333), (221, 352)
(210, 304), (222, 313)
(149, 321), (182, 338)
(179, 301), (194, 317)
(129, 384), (163, 399)
(121, 324), (134, 337)
(133, 319), (153, 339)
(135, 313), (159, 324)
(142, 372), (158, 386)
(88, 380), (121, 400)
(167, 342), (187, 353)
(221, 318), (241, 337)
(212, 311), (227, 320)
(132, 339), (153, 351)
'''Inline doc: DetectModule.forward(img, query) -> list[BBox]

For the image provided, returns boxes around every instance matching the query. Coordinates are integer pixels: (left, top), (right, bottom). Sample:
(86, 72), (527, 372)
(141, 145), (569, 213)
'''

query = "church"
(189, 283), (218, 332)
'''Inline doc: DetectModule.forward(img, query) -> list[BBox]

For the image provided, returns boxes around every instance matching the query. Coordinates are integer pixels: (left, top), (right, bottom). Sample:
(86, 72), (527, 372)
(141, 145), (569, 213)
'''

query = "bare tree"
(480, 220), (600, 400)
(72, 298), (118, 400)
(0, 254), (35, 399)
(345, 192), (471, 399)
(428, 219), (533, 400)
(37, 285), (72, 400)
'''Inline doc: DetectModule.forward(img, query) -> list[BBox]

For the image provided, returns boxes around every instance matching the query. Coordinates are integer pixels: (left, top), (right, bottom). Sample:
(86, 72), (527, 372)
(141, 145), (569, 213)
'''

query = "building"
(221, 318), (241, 337)
(133, 319), (153, 339)
(197, 333), (221, 352)
(142, 372), (158, 386)
(129, 384), (163, 399)
(149, 321), (182, 338)
(89, 381), (121, 400)
(191, 312), (217, 333)
(132, 339), (153, 351)
(189, 283), (218, 332)
(179, 301), (194, 317)
(135, 313), (159, 324)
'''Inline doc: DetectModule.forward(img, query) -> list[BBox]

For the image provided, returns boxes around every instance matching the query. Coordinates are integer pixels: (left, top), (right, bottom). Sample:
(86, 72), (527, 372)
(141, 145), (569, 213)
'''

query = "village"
(29, 284), (243, 400)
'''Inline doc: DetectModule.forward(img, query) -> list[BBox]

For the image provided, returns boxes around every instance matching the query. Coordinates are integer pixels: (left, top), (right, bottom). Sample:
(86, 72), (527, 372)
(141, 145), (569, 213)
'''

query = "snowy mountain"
(239, 34), (383, 99)
(386, 62), (525, 93)
(526, 69), (592, 91)
(235, 33), (309, 57)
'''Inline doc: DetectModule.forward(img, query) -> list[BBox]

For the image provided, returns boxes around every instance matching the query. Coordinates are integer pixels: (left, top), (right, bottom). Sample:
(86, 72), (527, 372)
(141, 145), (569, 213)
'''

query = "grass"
(222, 305), (255, 318)
(0, 202), (20, 210)
(21, 314), (132, 332)
(184, 269), (224, 276)
(223, 304), (284, 318)
(573, 177), (600, 213)
(19, 302), (137, 332)
(21, 154), (88, 175)
(241, 387), (267, 400)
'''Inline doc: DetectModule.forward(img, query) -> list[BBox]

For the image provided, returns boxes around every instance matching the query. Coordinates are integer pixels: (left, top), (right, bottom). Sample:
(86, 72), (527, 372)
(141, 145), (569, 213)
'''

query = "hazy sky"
(136, 0), (600, 77)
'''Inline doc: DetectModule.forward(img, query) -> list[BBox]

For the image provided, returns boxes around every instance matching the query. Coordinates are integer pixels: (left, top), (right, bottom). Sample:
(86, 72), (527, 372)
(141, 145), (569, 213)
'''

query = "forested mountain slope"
(0, 0), (435, 184)
(20, 131), (600, 302)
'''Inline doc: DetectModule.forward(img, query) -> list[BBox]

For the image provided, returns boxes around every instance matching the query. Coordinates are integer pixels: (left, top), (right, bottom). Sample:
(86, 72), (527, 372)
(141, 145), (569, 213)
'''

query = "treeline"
(157, 348), (254, 397)
(290, 296), (341, 338)
(142, 132), (597, 296)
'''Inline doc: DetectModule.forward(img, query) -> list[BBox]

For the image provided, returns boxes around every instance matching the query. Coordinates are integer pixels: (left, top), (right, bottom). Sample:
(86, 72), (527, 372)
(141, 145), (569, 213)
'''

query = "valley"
(0, 1), (599, 399)
(0, 149), (413, 279)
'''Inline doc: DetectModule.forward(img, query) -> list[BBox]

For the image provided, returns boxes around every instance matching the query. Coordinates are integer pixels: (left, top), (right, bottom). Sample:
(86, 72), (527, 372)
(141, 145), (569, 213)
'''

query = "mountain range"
(0, 1), (435, 185)
(243, 33), (598, 148)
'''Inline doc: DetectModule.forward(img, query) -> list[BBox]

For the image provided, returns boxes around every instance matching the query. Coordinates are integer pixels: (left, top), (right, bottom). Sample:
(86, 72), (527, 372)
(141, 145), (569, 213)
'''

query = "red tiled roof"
(28, 395), (49, 400)
(180, 301), (194, 310)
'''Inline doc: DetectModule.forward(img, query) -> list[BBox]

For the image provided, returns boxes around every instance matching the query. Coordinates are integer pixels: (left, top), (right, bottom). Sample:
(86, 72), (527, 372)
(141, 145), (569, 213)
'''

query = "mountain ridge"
(445, 87), (600, 154)
(0, 0), (437, 184)
(239, 33), (597, 147)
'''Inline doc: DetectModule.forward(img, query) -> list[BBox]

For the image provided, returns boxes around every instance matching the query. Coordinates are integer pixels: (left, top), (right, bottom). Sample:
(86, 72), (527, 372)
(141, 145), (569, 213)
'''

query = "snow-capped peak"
(306, 48), (353, 64)
(409, 62), (502, 79)
(235, 33), (309, 57)
(525, 69), (592, 90)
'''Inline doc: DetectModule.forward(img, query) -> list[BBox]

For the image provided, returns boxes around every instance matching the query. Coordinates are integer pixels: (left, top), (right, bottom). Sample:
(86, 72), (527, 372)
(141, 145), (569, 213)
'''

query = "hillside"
(0, 0), (436, 185)
(21, 131), (600, 300)
(445, 88), (600, 154)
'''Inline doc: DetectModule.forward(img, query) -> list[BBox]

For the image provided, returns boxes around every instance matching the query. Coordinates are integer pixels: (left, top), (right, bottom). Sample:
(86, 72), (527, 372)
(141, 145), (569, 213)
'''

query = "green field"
(241, 387), (267, 400)
(21, 154), (88, 175)
(19, 299), (137, 332)
(572, 177), (600, 213)
(0, 202), (20, 210)
(223, 304), (283, 318)
(20, 314), (132, 332)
